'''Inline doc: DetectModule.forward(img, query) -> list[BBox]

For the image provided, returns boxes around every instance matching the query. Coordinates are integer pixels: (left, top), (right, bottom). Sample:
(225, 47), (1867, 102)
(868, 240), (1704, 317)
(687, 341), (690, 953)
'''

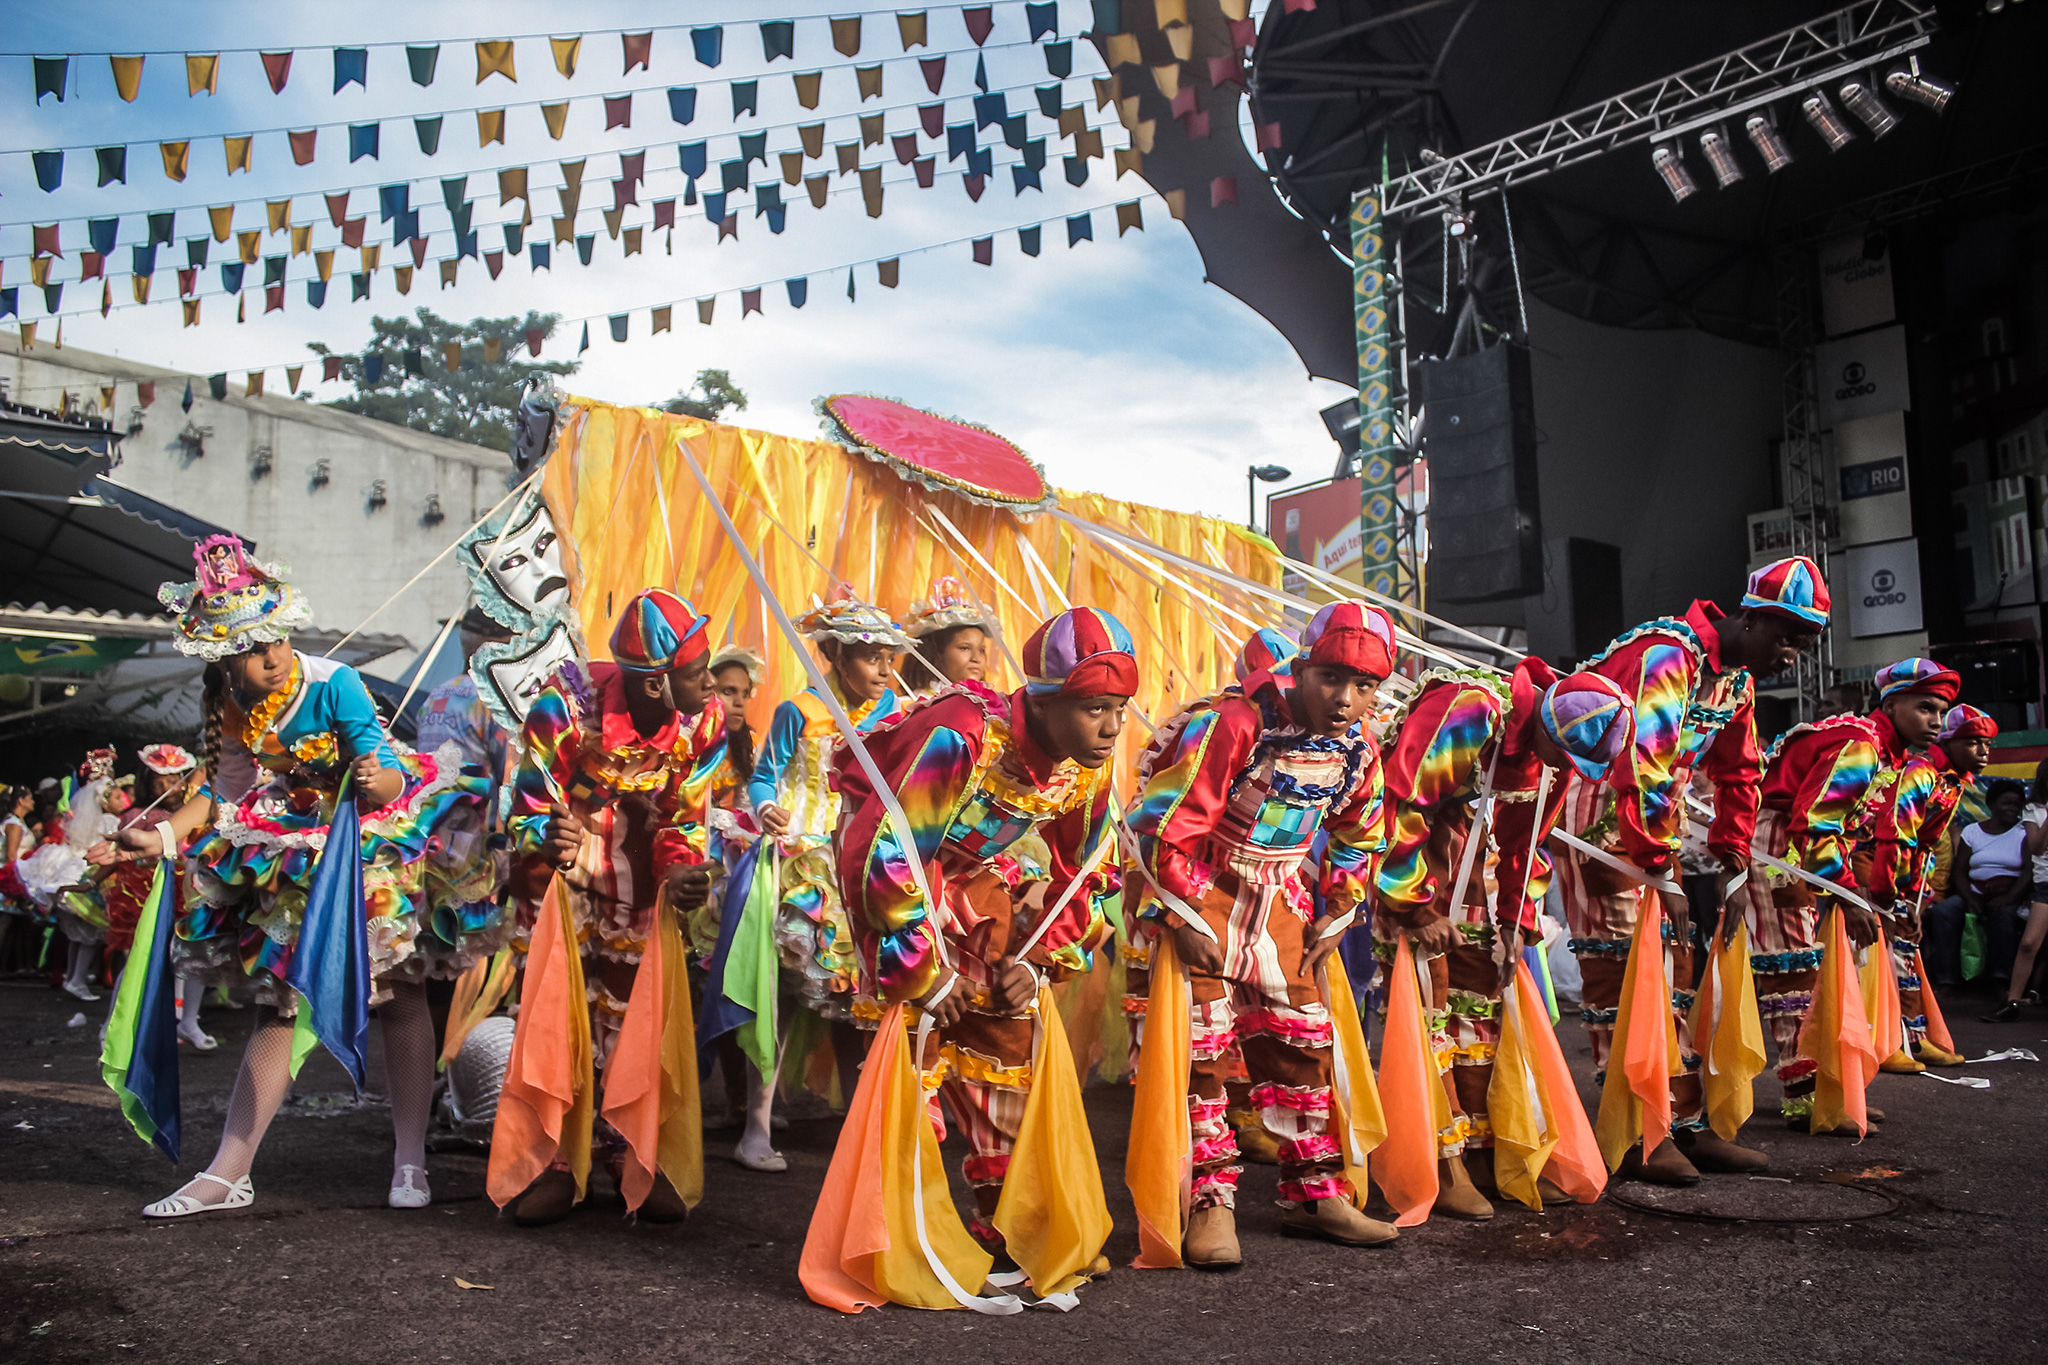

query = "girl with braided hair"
(96, 537), (497, 1217)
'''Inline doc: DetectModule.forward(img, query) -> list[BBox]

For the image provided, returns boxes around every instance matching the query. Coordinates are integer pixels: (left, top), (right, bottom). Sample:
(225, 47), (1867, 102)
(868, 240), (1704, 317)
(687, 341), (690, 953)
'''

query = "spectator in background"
(1987, 763), (2048, 1021)
(1930, 779), (2031, 991)
(1818, 680), (1873, 719)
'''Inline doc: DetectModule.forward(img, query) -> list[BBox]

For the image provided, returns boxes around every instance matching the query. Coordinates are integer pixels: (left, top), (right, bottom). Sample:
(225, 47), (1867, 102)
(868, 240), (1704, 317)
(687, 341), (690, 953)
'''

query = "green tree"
(309, 309), (578, 452)
(652, 369), (748, 421)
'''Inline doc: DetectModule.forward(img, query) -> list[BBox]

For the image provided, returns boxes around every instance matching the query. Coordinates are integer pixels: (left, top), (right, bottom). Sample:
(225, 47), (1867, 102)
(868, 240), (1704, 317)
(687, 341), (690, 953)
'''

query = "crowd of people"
(8, 534), (2042, 1315)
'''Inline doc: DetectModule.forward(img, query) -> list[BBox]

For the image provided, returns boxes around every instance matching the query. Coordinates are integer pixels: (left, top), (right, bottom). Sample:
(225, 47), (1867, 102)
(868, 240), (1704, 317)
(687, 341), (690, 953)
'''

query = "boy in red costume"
(1748, 657), (1952, 1126)
(1129, 602), (1397, 1268)
(1551, 556), (1827, 1182)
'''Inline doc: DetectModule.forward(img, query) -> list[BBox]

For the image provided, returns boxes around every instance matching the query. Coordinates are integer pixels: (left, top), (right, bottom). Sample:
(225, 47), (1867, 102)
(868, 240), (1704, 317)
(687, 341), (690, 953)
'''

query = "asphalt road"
(4, 976), (2045, 1365)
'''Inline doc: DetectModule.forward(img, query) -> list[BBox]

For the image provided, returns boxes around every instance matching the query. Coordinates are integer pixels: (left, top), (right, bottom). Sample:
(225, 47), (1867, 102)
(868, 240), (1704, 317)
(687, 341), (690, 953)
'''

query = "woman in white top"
(1954, 780), (2032, 1000)
(1990, 765), (2048, 1021)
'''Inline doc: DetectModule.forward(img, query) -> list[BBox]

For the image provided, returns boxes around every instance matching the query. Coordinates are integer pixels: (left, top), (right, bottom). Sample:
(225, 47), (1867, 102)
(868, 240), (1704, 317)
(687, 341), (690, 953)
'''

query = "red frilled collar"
(1683, 599), (1728, 673)
(592, 661), (685, 753)
(1003, 684), (1065, 785)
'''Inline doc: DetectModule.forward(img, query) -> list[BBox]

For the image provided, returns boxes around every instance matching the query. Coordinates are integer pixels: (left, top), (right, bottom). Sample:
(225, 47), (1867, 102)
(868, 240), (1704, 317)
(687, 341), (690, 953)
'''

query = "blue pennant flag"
(99, 862), (183, 1160)
(285, 780), (370, 1089)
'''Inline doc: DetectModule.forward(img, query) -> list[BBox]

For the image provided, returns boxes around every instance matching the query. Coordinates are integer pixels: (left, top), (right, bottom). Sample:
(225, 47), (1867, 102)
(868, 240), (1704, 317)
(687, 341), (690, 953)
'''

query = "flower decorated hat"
(159, 535), (313, 661)
(901, 576), (989, 639)
(138, 743), (198, 776)
(797, 583), (912, 649)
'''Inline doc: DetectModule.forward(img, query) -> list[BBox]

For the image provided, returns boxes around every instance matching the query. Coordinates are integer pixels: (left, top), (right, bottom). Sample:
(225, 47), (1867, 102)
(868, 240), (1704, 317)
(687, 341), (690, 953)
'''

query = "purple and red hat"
(1741, 556), (1830, 629)
(1295, 602), (1397, 679)
(1939, 703), (1997, 742)
(610, 588), (709, 673)
(1021, 607), (1137, 698)
(1511, 657), (1635, 779)
(1233, 627), (1298, 683)
(1873, 657), (1960, 704)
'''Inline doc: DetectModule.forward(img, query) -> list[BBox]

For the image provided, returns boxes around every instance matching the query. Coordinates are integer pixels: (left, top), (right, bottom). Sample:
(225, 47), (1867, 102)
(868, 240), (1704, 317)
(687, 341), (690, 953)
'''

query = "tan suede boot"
(1620, 1138), (1701, 1186)
(1880, 1048), (1926, 1074)
(1183, 1203), (1242, 1270)
(1916, 1039), (1966, 1066)
(1683, 1129), (1770, 1173)
(637, 1172), (690, 1223)
(1536, 1176), (1576, 1207)
(1279, 1197), (1399, 1246)
(1433, 1154), (1494, 1219)
(1229, 1109), (1281, 1165)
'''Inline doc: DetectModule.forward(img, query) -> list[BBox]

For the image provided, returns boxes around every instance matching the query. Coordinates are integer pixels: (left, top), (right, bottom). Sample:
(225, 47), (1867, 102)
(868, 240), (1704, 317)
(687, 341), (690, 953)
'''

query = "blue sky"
(3, 0), (1351, 520)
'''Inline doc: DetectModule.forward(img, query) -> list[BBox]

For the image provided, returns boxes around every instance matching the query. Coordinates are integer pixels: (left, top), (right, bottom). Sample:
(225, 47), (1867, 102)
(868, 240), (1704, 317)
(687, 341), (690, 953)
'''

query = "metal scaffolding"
(1775, 242), (1833, 720)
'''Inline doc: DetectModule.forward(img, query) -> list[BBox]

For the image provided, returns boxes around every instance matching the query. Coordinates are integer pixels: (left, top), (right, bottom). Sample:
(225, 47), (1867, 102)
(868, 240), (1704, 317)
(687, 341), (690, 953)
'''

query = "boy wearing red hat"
(819, 606), (1132, 1303)
(1375, 657), (1635, 1217)
(1747, 657), (1952, 1126)
(1128, 601), (1400, 1268)
(1552, 556), (1827, 1182)
(1868, 702), (1995, 1060)
(491, 588), (723, 1227)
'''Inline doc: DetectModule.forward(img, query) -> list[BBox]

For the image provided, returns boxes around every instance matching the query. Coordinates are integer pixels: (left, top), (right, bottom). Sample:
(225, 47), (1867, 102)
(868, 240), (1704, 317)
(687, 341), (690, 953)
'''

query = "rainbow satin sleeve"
(1697, 687), (1762, 865)
(1319, 747), (1384, 914)
(1128, 702), (1228, 913)
(843, 722), (978, 1003)
(745, 698), (806, 812)
(1376, 682), (1499, 924)
(1787, 728), (1880, 885)
(1035, 776), (1117, 976)
(1605, 639), (1696, 870)
(1872, 757), (1940, 902)
(508, 677), (579, 856)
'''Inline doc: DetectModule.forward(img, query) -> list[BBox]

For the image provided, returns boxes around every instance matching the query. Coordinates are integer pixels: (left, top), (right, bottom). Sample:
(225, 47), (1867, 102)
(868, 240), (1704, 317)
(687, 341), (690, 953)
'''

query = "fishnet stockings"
(378, 981), (435, 1173)
(168, 1007), (297, 1206)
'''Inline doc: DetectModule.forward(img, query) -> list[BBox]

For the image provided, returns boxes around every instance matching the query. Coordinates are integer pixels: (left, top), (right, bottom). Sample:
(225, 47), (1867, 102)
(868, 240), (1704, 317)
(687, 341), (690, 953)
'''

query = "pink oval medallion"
(821, 395), (1055, 511)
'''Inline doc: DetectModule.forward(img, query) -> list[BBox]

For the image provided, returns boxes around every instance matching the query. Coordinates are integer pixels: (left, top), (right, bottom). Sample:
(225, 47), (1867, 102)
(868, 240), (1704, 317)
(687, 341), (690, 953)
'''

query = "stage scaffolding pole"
(1350, 187), (1415, 617)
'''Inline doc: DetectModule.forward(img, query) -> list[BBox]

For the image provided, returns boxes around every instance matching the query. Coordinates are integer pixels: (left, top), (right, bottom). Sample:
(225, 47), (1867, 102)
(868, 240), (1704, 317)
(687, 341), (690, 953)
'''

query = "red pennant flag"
(340, 217), (366, 248)
(32, 224), (61, 258)
(971, 237), (992, 265)
(525, 326), (543, 356)
(1228, 17), (1256, 47)
(964, 173), (986, 202)
(485, 251), (504, 279)
(178, 268), (196, 296)
(137, 381), (155, 406)
(326, 192), (351, 226)
(718, 214), (738, 242)
(612, 178), (637, 210)
(410, 235), (429, 267)
(1258, 121), (1283, 151)
(919, 56), (946, 94)
(323, 356), (343, 381)
(81, 251), (104, 281)
(891, 133), (919, 165)
(1171, 85), (1198, 118)
(913, 156), (934, 188)
(919, 104), (944, 138)
(653, 199), (675, 229)
(605, 94), (632, 130)
(740, 287), (762, 315)
(265, 284), (285, 313)
(620, 150), (646, 185)
(1208, 55), (1245, 87)
(622, 32), (652, 73)
(289, 129), (317, 165)
(261, 51), (293, 94)
(963, 6), (994, 44)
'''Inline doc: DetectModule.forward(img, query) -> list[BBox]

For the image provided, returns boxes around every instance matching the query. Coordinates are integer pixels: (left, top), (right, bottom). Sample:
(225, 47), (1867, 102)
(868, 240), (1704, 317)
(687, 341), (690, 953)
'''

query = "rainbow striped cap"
(610, 588), (709, 673)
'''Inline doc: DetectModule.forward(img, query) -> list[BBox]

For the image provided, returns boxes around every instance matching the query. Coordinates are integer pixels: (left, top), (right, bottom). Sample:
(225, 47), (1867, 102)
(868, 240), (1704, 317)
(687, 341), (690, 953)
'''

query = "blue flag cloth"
(285, 782), (371, 1089)
(220, 261), (245, 293)
(1067, 212), (1093, 245)
(1036, 85), (1063, 119)
(786, 276), (807, 307)
(739, 131), (767, 168)
(1045, 40), (1073, 78)
(89, 218), (119, 255)
(761, 20), (795, 61)
(679, 141), (708, 180)
(148, 212), (176, 246)
(668, 87), (698, 125)
(696, 842), (762, 1074)
(974, 92), (1007, 130)
(1027, 1), (1059, 40)
(1019, 224), (1042, 257)
(379, 184), (410, 222)
(0, 288), (15, 320)
(99, 862), (182, 1160)
(333, 47), (368, 92)
(1012, 163), (1042, 194)
(349, 123), (380, 163)
(529, 242), (551, 271)
(948, 123), (976, 162)
(33, 150), (62, 192)
(691, 26), (723, 67)
(407, 45), (439, 87)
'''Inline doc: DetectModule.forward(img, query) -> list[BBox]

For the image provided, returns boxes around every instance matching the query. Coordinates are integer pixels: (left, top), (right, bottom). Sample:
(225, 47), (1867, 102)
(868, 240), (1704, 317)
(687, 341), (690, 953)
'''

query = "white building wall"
(1, 334), (513, 680)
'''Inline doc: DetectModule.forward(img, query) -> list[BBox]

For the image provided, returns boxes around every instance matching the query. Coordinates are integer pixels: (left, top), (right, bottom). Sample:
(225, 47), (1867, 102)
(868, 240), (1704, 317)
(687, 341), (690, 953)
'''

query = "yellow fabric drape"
(485, 884), (594, 1205)
(1801, 909), (1879, 1136)
(438, 947), (517, 1069)
(602, 887), (703, 1212)
(1323, 958), (1386, 1205)
(992, 987), (1112, 1297)
(539, 398), (1283, 770)
(1690, 923), (1768, 1140)
(1594, 897), (1683, 1170)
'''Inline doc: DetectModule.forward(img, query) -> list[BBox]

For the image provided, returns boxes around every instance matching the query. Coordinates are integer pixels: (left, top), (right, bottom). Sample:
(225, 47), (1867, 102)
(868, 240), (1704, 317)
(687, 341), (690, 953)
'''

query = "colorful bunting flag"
(33, 151), (62, 193)
(732, 81), (758, 117)
(1020, 224), (1042, 255)
(831, 16), (862, 56)
(415, 117), (443, 155)
(478, 109), (507, 145)
(696, 297), (714, 324)
(529, 242), (550, 271)
(920, 55), (947, 93)
(899, 11), (929, 48)
(857, 65), (883, 100)
(551, 36), (581, 78)
(408, 45), (440, 86)
(760, 21), (794, 61)
(606, 95), (633, 129)
(291, 129), (319, 164)
(623, 32), (652, 73)
(668, 87), (697, 124)
(96, 146), (128, 186)
(333, 47), (368, 92)
(971, 237), (993, 265)
(348, 123), (379, 161)
(965, 7), (995, 45)
(1046, 41), (1073, 78)
(1116, 200), (1144, 235)
(1028, 2), (1059, 39)
(1067, 212), (1093, 244)
(186, 54), (219, 96)
(476, 41), (516, 83)
(652, 305), (672, 332)
(691, 26), (723, 67)
(542, 102), (570, 138)
(225, 136), (252, 175)
(112, 55), (144, 102)
(741, 288), (762, 315)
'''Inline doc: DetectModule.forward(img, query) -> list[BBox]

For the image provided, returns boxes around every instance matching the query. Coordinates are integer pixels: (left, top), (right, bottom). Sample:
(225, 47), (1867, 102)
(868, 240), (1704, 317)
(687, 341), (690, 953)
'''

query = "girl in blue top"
(102, 537), (494, 1218)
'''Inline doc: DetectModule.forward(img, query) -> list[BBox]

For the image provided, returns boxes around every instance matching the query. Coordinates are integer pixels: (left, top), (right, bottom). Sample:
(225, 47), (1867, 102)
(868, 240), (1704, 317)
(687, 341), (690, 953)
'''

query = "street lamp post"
(1248, 463), (1292, 531)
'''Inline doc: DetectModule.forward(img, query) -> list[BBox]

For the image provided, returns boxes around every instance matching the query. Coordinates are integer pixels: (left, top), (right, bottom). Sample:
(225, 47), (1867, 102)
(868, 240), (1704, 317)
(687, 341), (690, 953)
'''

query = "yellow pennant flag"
(541, 102), (569, 139)
(208, 205), (233, 242)
(1324, 958), (1387, 1206)
(993, 987), (1112, 1299)
(1689, 922), (1767, 1140)
(475, 40), (516, 83)
(478, 109), (507, 147)
(180, 299), (199, 326)
(291, 224), (312, 257)
(185, 53), (218, 96)
(111, 55), (144, 102)
(1124, 935), (1190, 1268)
(160, 141), (189, 182)
(550, 35), (581, 78)
(224, 135), (251, 174)
(266, 199), (292, 233)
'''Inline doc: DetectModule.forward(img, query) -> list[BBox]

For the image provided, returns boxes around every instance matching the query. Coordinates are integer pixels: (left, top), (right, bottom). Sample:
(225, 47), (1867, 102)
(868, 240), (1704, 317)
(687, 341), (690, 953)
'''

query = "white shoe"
(177, 1020), (218, 1051)
(143, 1171), (253, 1218)
(388, 1164), (431, 1209)
(63, 980), (101, 1002)
(733, 1141), (788, 1173)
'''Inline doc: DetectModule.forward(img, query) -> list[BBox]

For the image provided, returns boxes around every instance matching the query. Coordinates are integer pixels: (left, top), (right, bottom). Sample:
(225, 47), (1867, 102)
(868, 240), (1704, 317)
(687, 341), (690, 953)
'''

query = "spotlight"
(1839, 77), (1900, 138)
(1699, 128), (1744, 188)
(1745, 113), (1796, 172)
(1886, 56), (1954, 113)
(1801, 91), (1856, 151)
(1652, 145), (1698, 202)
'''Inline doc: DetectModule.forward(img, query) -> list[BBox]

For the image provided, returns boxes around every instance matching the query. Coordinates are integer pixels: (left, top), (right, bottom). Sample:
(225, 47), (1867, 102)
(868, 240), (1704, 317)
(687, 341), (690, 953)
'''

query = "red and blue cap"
(1021, 607), (1137, 698)
(1939, 703), (1997, 742)
(1296, 602), (1397, 679)
(610, 588), (709, 673)
(1539, 670), (1635, 780)
(1233, 627), (1298, 683)
(1741, 556), (1830, 629)
(1873, 657), (1960, 704)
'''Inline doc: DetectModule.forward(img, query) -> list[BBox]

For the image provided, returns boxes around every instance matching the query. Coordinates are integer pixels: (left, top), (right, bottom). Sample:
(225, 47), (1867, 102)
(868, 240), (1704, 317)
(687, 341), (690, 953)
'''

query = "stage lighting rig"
(1839, 76), (1902, 136)
(1745, 113), (1797, 172)
(1885, 55), (1954, 111)
(1699, 128), (1745, 187)
(1652, 145), (1700, 202)
(1801, 90), (1859, 151)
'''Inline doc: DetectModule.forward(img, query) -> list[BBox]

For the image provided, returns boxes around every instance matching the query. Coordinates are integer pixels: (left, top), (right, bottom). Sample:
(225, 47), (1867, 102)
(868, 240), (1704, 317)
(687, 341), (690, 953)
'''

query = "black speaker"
(1415, 342), (1542, 603)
